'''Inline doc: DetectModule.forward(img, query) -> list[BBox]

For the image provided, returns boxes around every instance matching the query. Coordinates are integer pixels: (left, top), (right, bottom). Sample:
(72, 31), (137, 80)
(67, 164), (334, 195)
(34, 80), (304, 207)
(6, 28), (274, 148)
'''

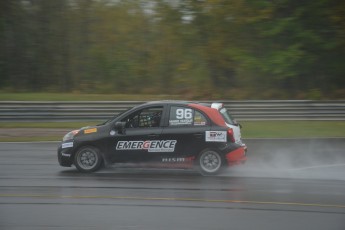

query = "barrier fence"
(0, 100), (344, 121)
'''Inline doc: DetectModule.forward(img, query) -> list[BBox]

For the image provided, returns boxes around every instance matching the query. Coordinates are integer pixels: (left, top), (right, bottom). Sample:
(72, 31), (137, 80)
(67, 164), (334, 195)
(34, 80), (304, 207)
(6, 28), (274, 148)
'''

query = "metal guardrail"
(0, 100), (344, 121)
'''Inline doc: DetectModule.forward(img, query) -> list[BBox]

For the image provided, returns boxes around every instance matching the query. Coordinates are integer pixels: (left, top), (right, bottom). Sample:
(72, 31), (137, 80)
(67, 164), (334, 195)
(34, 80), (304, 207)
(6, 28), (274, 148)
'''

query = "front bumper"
(57, 142), (74, 167)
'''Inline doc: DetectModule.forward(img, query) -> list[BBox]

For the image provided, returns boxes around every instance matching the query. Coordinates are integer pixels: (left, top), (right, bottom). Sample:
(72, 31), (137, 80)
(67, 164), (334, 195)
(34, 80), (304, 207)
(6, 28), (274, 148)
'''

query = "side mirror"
(114, 122), (126, 135)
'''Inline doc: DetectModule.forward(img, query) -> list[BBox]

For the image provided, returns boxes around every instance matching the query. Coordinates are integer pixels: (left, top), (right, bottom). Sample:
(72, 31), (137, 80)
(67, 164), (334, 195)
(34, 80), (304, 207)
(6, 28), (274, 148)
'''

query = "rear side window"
(169, 106), (208, 126)
(219, 108), (236, 125)
(194, 111), (208, 126)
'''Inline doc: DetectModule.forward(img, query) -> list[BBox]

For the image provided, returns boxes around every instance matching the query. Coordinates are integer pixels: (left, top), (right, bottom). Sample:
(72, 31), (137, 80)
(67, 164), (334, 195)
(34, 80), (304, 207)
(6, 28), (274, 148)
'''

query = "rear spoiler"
(211, 103), (223, 110)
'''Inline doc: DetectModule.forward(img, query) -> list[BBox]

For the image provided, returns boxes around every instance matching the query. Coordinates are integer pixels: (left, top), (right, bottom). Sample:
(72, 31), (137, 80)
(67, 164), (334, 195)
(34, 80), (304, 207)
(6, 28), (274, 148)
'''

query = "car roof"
(139, 101), (226, 127)
(142, 100), (212, 107)
(143, 100), (190, 105)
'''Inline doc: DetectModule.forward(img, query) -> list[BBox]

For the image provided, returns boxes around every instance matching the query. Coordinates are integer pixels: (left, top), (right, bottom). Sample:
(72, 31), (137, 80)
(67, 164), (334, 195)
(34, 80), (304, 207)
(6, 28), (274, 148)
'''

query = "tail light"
(227, 128), (235, 143)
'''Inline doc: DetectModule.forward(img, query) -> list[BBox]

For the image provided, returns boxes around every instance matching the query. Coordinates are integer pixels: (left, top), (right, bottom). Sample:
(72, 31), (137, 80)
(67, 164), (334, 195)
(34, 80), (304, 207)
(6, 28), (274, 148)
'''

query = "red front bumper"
(225, 146), (247, 166)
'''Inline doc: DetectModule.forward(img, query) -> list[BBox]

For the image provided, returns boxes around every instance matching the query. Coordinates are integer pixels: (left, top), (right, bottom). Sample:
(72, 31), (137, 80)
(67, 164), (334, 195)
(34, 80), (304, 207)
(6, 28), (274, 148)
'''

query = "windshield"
(101, 110), (127, 125)
(219, 108), (236, 125)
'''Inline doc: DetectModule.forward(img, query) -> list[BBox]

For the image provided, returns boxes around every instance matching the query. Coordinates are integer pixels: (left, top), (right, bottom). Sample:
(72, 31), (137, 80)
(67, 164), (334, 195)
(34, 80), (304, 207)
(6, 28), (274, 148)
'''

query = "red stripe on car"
(188, 103), (226, 127)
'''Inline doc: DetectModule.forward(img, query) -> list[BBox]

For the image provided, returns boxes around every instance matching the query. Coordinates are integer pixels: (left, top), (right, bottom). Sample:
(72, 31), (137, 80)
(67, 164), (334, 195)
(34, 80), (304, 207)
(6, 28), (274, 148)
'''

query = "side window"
(169, 106), (208, 126)
(194, 111), (208, 126)
(122, 106), (163, 128)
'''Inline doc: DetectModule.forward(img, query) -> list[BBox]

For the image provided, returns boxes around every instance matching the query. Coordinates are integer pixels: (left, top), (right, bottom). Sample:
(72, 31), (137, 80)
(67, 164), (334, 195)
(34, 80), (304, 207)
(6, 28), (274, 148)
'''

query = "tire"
(74, 146), (103, 173)
(197, 149), (224, 176)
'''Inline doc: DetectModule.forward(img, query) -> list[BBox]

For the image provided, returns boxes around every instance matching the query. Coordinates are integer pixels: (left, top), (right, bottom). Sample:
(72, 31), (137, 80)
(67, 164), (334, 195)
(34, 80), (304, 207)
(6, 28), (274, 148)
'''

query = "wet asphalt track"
(1, 140), (345, 230)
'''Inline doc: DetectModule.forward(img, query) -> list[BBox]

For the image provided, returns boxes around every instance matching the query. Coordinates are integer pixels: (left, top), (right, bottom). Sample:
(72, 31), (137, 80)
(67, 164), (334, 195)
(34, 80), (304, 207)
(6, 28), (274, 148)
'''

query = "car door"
(109, 105), (165, 163)
(159, 105), (211, 162)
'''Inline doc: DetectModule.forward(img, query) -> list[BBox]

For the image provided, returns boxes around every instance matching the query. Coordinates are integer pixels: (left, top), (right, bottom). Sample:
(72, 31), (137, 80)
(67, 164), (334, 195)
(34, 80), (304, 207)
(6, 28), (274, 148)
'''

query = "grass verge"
(241, 121), (345, 138)
(0, 121), (344, 142)
(0, 121), (102, 129)
(0, 136), (62, 142)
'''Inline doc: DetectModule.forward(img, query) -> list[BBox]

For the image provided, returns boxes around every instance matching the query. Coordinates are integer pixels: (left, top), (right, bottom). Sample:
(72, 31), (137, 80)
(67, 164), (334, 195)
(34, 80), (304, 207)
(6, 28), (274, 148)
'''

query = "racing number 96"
(176, 108), (193, 119)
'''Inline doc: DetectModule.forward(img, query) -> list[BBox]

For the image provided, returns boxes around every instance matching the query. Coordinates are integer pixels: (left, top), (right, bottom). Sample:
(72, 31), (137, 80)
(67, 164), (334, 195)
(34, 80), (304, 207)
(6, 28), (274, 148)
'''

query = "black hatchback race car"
(58, 101), (247, 175)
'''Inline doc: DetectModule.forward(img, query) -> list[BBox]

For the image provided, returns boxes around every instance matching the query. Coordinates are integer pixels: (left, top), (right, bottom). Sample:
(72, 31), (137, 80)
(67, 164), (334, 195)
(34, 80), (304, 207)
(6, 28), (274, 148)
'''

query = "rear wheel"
(74, 146), (103, 172)
(197, 149), (224, 176)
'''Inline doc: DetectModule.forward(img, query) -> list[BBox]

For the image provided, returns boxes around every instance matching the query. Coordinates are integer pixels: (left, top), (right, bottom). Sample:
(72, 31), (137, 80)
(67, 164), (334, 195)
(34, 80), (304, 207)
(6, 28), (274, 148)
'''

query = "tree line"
(1, 0), (344, 99)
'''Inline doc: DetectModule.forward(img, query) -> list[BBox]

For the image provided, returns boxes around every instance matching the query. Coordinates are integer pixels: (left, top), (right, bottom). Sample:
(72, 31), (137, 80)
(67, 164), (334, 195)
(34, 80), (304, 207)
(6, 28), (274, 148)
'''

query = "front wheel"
(197, 149), (224, 176)
(74, 146), (103, 173)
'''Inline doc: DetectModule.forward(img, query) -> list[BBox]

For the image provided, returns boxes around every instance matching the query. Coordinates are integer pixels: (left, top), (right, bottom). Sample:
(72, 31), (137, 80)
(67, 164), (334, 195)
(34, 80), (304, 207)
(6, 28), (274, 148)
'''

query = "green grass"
(0, 92), (181, 101)
(0, 121), (344, 142)
(0, 136), (62, 142)
(241, 121), (345, 138)
(1, 93), (343, 141)
(0, 121), (102, 129)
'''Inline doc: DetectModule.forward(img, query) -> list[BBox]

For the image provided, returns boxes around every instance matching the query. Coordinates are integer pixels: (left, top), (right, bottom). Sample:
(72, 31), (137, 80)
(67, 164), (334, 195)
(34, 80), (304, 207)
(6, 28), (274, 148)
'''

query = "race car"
(58, 101), (247, 175)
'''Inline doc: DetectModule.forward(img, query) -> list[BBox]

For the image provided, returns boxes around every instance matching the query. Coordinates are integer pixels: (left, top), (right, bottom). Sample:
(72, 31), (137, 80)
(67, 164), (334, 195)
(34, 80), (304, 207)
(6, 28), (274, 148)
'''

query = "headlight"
(63, 130), (79, 142)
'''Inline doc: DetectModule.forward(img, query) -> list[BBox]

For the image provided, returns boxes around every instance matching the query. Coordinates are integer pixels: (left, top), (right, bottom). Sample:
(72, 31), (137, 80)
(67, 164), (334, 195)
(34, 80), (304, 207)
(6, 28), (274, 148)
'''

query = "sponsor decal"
(169, 119), (193, 126)
(205, 131), (227, 142)
(160, 157), (195, 168)
(162, 157), (187, 163)
(61, 152), (71, 157)
(169, 108), (193, 126)
(62, 142), (73, 149)
(194, 121), (206, 126)
(84, 128), (97, 134)
(116, 140), (177, 152)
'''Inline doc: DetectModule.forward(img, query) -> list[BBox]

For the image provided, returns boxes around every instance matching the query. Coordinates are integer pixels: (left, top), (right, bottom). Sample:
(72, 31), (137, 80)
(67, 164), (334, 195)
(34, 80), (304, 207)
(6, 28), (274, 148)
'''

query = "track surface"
(1, 141), (345, 230)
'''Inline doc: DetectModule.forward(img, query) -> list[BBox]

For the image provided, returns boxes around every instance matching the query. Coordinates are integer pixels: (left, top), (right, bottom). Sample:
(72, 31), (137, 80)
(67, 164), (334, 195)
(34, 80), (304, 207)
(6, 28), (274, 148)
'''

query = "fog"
(225, 138), (345, 181)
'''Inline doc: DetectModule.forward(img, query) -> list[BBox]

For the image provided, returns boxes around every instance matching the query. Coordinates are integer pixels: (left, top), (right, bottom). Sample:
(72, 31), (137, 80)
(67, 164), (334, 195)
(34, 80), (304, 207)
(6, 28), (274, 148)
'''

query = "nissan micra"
(58, 101), (247, 175)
